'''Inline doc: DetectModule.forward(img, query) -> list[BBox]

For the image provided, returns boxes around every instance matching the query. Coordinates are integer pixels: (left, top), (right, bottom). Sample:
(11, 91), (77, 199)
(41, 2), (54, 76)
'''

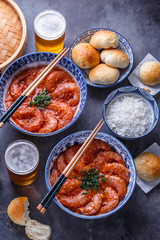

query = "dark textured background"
(0, 0), (160, 239)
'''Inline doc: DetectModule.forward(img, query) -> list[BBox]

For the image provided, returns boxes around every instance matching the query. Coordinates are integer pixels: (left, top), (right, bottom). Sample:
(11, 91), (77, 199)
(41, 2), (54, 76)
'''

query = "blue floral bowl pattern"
(103, 86), (159, 140)
(68, 28), (134, 88)
(0, 52), (87, 137)
(45, 131), (136, 219)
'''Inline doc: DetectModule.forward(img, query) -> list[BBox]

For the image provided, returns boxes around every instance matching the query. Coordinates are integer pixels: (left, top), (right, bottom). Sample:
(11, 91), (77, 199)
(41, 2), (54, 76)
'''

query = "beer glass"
(5, 140), (39, 186)
(34, 10), (66, 53)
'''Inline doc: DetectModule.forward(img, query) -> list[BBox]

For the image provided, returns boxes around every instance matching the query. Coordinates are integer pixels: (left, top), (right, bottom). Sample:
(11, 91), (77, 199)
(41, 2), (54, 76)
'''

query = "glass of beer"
(34, 10), (66, 53)
(5, 140), (39, 186)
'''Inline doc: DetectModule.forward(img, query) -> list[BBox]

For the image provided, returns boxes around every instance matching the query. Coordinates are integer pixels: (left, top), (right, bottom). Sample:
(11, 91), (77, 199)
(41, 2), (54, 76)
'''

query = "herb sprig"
(29, 89), (52, 110)
(80, 168), (108, 194)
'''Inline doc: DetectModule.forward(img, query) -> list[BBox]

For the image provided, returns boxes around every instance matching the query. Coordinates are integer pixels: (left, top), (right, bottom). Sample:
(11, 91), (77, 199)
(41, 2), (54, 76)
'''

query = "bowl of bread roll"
(68, 28), (134, 87)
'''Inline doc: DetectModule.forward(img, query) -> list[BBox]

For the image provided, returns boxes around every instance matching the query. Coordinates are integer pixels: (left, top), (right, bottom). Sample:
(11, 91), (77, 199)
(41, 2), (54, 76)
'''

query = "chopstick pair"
(0, 47), (70, 128)
(37, 119), (105, 214)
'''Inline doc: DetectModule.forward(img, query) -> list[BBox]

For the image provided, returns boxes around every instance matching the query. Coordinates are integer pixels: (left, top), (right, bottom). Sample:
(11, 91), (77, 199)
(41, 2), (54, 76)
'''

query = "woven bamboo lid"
(0, 0), (27, 75)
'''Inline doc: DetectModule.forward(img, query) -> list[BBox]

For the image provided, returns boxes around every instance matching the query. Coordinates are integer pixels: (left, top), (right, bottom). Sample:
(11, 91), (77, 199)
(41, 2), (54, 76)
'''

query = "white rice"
(106, 94), (154, 138)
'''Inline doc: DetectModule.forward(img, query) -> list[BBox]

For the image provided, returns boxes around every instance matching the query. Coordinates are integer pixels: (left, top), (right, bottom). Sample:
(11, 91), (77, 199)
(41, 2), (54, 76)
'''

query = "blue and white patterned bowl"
(103, 86), (159, 140)
(45, 131), (136, 219)
(0, 52), (87, 137)
(68, 28), (134, 88)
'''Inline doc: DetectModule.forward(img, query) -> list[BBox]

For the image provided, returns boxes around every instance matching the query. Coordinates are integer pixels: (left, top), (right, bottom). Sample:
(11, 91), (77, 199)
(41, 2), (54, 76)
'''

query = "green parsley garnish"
(73, 176), (78, 179)
(102, 177), (108, 181)
(99, 174), (105, 177)
(80, 168), (108, 194)
(29, 89), (52, 110)
(82, 192), (88, 195)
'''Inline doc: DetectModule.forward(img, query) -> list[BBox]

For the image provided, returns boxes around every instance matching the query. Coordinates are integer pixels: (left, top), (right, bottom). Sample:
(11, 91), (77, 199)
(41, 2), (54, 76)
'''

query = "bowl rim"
(0, 52), (87, 137)
(68, 27), (134, 88)
(102, 86), (159, 140)
(45, 130), (136, 219)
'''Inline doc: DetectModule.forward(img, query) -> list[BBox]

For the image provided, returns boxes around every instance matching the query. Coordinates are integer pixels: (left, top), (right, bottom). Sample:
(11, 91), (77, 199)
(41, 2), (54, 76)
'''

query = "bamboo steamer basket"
(0, 0), (27, 75)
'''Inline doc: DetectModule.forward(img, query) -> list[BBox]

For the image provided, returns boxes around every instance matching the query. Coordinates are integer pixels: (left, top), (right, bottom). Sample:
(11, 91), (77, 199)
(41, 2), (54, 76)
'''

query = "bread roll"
(7, 197), (30, 226)
(134, 152), (160, 181)
(139, 61), (160, 86)
(72, 43), (100, 69)
(101, 49), (129, 68)
(90, 30), (119, 49)
(25, 220), (51, 240)
(89, 63), (120, 85)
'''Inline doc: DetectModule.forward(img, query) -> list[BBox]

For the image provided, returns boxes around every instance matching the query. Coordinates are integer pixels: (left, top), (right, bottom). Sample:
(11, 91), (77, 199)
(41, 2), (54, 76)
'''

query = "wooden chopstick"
(0, 47), (69, 128)
(37, 119), (104, 214)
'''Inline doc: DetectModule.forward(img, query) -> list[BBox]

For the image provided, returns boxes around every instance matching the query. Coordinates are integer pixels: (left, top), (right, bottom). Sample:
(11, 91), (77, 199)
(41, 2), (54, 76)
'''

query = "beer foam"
(35, 10), (66, 39)
(5, 141), (39, 174)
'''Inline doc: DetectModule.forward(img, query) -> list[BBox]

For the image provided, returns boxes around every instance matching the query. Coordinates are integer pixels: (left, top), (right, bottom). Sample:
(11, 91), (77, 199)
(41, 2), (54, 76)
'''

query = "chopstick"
(37, 119), (105, 214)
(0, 47), (69, 128)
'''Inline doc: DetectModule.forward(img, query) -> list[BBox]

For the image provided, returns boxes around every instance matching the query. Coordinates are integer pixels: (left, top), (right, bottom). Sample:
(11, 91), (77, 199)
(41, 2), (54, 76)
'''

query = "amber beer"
(34, 10), (66, 53)
(5, 140), (39, 186)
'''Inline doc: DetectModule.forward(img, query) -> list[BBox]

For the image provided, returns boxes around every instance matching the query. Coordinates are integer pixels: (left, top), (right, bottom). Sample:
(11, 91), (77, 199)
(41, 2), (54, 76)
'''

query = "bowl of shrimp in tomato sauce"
(45, 131), (136, 219)
(0, 52), (87, 136)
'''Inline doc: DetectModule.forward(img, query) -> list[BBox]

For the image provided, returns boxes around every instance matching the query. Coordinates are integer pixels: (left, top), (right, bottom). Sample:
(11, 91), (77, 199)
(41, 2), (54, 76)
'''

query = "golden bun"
(89, 63), (120, 85)
(72, 43), (100, 69)
(139, 61), (160, 86)
(101, 49), (129, 68)
(7, 197), (30, 226)
(25, 220), (51, 240)
(134, 152), (160, 181)
(90, 30), (119, 49)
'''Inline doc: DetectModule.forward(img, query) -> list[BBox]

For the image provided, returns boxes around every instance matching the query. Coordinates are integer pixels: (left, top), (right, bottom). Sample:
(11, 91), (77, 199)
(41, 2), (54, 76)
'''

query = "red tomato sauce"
(5, 66), (80, 133)
(50, 139), (129, 216)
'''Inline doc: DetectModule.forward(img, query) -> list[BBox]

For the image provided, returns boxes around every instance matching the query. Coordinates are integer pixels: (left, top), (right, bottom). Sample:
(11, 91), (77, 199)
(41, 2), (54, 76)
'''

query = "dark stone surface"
(0, 0), (160, 239)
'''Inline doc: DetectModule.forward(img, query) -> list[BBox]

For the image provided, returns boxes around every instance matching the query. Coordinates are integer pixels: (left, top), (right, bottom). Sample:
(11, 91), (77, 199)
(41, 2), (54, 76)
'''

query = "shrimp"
(10, 70), (35, 99)
(79, 193), (103, 215)
(65, 146), (93, 165)
(50, 168), (81, 194)
(96, 151), (125, 167)
(65, 145), (93, 173)
(35, 66), (46, 89)
(5, 91), (14, 109)
(45, 71), (72, 92)
(25, 72), (37, 86)
(74, 140), (113, 172)
(56, 152), (67, 173)
(105, 174), (127, 200)
(36, 66), (46, 77)
(65, 140), (112, 173)
(13, 107), (44, 132)
(102, 163), (129, 185)
(51, 82), (80, 107)
(38, 111), (58, 133)
(59, 179), (81, 195)
(58, 190), (91, 208)
(71, 105), (78, 116)
(74, 154), (96, 173)
(50, 168), (60, 185)
(48, 101), (73, 129)
(55, 149), (78, 178)
(65, 145), (81, 164)
(99, 187), (119, 214)
(85, 139), (113, 156)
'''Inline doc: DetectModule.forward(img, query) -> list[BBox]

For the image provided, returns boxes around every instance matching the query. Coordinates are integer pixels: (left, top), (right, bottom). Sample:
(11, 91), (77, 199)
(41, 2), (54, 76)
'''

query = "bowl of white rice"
(103, 86), (159, 139)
